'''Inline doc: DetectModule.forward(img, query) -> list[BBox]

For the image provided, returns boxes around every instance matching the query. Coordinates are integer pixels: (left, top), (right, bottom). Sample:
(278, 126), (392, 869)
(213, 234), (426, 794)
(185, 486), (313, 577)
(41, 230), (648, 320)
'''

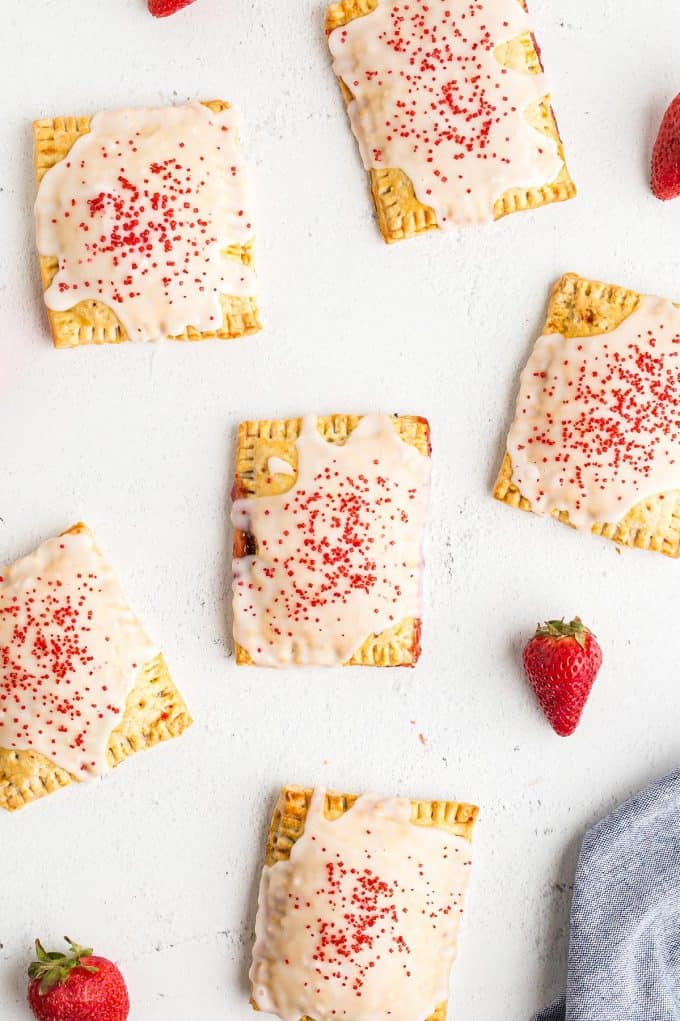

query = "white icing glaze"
(266, 456), (295, 477)
(507, 295), (680, 529)
(0, 531), (157, 778)
(35, 102), (256, 342)
(232, 413), (430, 666)
(329, 0), (563, 226)
(250, 788), (472, 1021)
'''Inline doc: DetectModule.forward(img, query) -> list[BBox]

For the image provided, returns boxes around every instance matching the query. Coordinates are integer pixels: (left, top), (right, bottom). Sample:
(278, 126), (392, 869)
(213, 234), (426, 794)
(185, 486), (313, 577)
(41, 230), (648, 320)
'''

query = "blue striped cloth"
(535, 769), (680, 1021)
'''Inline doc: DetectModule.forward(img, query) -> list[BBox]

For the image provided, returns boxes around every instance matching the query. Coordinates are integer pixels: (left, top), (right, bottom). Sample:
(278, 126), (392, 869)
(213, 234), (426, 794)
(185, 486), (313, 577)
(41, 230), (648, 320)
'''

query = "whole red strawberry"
(27, 938), (129, 1021)
(148, 0), (197, 17)
(651, 93), (680, 200)
(522, 617), (603, 736)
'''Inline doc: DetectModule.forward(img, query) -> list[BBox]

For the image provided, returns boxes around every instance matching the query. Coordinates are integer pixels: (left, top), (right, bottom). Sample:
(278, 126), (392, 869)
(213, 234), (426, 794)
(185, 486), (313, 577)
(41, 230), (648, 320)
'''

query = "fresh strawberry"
(522, 617), (602, 736)
(651, 93), (680, 200)
(27, 938), (129, 1021)
(148, 0), (197, 17)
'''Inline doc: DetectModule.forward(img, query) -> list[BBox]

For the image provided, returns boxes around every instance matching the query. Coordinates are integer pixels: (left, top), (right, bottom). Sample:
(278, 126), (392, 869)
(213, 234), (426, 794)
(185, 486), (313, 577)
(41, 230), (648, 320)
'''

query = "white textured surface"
(0, 1), (679, 1019)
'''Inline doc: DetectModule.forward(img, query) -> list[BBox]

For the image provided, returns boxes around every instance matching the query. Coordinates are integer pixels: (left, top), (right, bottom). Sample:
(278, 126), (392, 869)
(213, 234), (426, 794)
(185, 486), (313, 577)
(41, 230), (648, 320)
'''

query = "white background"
(1, 0), (679, 1018)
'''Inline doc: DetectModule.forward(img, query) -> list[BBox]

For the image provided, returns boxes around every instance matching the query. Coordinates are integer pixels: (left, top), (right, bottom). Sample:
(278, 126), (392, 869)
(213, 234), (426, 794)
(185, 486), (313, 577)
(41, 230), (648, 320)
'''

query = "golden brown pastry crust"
(325, 0), (576, 244)
(0, 523), (192, 811)
(253, 784), (479, 1021)
(494, 273), (680, 557)
(33, 100), (261, 348)
(231, 414), (430, 666)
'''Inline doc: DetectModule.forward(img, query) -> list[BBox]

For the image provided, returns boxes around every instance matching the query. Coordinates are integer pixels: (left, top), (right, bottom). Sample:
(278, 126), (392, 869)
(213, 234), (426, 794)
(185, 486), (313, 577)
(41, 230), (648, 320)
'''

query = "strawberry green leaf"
(28, 937), (97, 995)
(535, 616), (592, 649)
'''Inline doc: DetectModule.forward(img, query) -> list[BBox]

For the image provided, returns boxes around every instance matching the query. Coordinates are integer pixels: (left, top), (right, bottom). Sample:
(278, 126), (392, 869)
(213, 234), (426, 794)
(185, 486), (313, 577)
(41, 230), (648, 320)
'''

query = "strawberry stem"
(534, 616), (591, 649)
(28, 937), (98, 995)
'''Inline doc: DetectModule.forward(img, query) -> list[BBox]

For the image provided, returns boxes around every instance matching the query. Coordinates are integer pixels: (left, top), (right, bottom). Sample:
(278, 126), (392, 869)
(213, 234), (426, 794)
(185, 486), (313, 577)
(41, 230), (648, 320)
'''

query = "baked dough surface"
(232, 414), (430, 666)
(255, 785), (479, 1021)
(33, 100), (261, 347)
(494, 273), (680, 557)
(325, 0), (576, 243)
(0, 523), (192, 811)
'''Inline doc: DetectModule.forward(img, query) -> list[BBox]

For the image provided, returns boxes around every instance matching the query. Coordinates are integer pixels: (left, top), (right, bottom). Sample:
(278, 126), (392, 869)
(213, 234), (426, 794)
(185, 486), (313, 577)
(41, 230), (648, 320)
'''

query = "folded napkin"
(535, 769), (680, 1021)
